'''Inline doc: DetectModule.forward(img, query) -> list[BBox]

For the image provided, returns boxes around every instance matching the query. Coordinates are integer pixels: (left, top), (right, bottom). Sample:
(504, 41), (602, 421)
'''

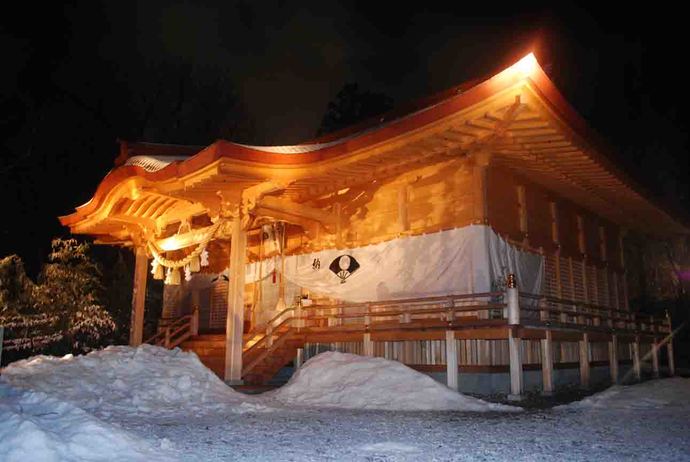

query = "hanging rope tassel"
(200, 249), (209, 267)
(189, 255), (201, 273)
(151, 261), (165, 280)
(169, 268), (181, 285)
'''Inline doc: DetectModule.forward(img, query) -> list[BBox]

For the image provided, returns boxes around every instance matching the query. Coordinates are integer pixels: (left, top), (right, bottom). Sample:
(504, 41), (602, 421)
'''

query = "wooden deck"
(162, 291), (674, 391)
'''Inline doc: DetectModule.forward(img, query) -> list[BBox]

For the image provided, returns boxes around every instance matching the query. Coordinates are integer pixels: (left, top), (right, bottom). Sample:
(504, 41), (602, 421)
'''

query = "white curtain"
(237, 225), (543, 303)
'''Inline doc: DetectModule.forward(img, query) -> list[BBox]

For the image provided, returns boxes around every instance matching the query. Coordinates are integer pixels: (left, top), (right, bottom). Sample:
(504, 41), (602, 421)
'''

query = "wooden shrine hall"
(60, 53), (685, 397)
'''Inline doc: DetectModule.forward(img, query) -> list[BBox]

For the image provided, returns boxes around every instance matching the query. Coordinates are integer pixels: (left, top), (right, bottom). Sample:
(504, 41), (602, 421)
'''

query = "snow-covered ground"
(266, 351), (516, 411)
(2, 345), (689, 461)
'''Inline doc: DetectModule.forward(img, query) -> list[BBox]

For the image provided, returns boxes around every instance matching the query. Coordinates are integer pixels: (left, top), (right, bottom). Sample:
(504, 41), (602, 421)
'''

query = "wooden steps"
(180, 332), (305, 384)
(180, 335), (226, 378)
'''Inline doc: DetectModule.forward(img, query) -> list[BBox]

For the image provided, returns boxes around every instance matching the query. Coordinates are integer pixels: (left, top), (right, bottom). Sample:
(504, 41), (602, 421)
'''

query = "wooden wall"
(308, 158), (475, 251)
(487, 164), (628, 309)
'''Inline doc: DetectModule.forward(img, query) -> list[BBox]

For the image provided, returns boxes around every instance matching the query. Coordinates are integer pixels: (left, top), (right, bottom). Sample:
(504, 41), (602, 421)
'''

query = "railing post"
(445, 329), (458, 391)
(164, 327), (171, 349)
(191, 307), (199, 336)
(666, 311), (675, 376)
(266, 324), (274, 348)
(294, 304), (304, 331)
(506, 274), (520, 325)
(363, 307), (373, 357)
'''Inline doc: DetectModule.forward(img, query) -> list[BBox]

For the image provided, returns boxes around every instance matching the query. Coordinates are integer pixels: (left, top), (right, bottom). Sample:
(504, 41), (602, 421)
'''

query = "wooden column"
(129, 247), (148, 346)
(667, 312), (675, 376)
(579, 332), (590, 389)
(632, 337), (641, 381)
(651, 339), (660, 378)
(471, 151), (491, 224)
(363, 333), (374, 357)
(224, 214), (247, 384)
(609, 334), (619, 384)
(541, 330), (554, 395)
(668, 339), (676, 377)
(508, 327), (523, 400)
(446, 330), (458, 391)
(295, 348), (304, 370)
(0, 326), (4, 366)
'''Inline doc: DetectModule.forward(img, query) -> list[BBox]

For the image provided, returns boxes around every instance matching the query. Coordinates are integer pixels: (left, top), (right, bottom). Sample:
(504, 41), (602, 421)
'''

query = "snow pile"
(268, 351), (517, 411)
(0, 383), (176, 462)
(2, 344), (266, 419)
(561, 377), (690, 411)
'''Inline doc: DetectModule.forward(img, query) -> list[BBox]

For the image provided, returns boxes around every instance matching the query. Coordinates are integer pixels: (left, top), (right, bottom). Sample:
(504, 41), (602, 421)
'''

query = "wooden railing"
(241, 292), (504, 376)
(518, 292), (671, 335)
(144, 307), (199, 348)
(148, 290), (670, 365)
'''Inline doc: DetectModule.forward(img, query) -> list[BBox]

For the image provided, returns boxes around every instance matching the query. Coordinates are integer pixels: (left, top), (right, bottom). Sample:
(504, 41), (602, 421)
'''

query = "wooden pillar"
(609, 334), (619, 384)
(541, 330), (554, 395)
(508, 327), (523, 399)
(129, 247), (148, 346)
(651, 339), (660, 378)
(668, 339), (676, 377)
(579, 332), (590, 389)
(295, 348), (304, 370)
(667, 312), (675, 376)
(471, 151), (491, 224)
(446, 330), (458, 391)
(632, 337), (641, 381)
(224, 214), (247, 384)
(363, 333), (374, 357)
(0, 326), (4, 366)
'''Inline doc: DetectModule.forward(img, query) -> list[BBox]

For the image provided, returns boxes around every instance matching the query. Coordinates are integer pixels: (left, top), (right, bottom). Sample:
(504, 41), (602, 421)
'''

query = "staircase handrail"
(144, 308), (199, 348)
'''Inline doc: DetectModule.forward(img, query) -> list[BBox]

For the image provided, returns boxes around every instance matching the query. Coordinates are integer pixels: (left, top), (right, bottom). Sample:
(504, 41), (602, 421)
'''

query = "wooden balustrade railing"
(518, 292), (670, 334)
(144, 307), (199, 348)
(148, 291), (670, 363)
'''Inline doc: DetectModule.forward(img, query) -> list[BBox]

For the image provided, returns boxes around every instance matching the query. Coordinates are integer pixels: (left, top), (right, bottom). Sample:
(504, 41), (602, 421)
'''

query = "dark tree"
(317, 83), (393, 137)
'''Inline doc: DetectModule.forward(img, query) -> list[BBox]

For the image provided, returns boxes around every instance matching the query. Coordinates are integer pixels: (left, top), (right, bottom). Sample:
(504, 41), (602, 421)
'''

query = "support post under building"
(224, 214), (247, 384)
(579, 332), (590, 389)
(667, 312), (675, 376)
(129, 247), (148, 346)
(446, 330), (458, 391)
(506, 275), (523, 400)
(541, 330), (554, 395)
(609, 334), (619, 384)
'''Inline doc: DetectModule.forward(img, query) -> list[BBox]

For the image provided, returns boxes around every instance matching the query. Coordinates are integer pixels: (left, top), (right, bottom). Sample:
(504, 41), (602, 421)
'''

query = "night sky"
(2, 2), (688, 275)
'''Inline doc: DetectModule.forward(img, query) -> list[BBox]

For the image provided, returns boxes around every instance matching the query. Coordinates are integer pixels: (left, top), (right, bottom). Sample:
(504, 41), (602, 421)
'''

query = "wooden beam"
(258, 196), (336, 227)
(155, 223), (216, 251)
